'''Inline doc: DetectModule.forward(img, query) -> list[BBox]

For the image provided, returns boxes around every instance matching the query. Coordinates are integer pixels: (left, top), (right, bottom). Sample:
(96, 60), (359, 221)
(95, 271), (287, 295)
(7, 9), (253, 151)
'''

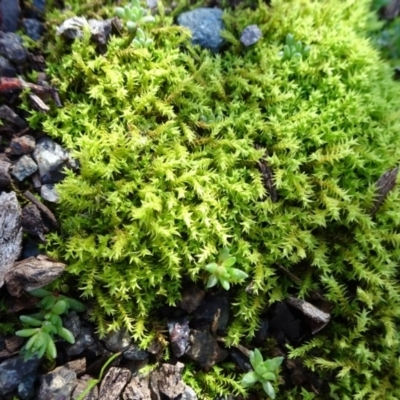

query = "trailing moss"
(27, 0), (400, 397)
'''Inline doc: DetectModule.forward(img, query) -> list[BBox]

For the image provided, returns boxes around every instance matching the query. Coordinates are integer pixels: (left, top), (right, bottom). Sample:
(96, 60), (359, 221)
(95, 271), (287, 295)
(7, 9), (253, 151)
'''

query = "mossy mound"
(30, 0), (400, 398)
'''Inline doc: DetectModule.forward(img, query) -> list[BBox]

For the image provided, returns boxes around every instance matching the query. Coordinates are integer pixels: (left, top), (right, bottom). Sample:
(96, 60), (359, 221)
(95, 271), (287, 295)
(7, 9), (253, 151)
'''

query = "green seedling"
(115, 0), (154, 47)
(16, 287), (85, 360)
(279, 33), (311, 61)
(205, 248), (248, 291)
(241, 349), (284, 399)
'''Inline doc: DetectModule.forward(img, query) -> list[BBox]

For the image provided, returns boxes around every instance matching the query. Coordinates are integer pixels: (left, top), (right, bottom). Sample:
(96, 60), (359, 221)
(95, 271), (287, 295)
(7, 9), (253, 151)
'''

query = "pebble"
(104, 329), (132, 352)
(10, 135), (36, 155)
(0, 32), (28, 64)
(11, 155), (38, 181)
(240, 24), (262, 47)
(40, 183), (60, 202)
(177, 8), (225, 53)
(22, 18), (45, 41)
(37, 366), (78, 400)
(0, 0), (20, 32)
(0, 55), (16, 77)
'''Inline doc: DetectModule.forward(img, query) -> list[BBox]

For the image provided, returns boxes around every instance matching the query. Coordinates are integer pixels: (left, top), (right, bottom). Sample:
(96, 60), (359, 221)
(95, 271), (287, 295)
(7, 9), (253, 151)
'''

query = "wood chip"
(99, 367), (131, 400)
(23, 190), (58, 229)
(371, 167), (399, 215)
(256, 145), (277, 202)
(150, 363), (186, 400)
(0, 160), (12, 188)
(0, 191), (22, 288)
(5, 255), (66, 296)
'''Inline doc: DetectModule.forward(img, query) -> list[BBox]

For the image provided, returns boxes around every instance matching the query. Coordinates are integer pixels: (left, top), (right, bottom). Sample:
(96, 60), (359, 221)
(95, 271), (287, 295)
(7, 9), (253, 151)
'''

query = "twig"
(23, 191), (58, 229)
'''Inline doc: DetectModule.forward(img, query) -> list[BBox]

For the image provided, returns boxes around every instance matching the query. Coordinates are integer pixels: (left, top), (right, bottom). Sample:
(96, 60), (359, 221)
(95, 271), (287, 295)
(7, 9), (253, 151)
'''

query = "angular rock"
(0, 32), (28, 64)
(185, 329), (228, 370)
(0, 159), (11, 188)
(104, 329), (132, 353)
(0, 55), (16, 77)
(64, 358), (87, 375)
(40, 183), (59, 202)
(0, 0), (20, 32)
(10, 135), (36, 155)
(99, 367), (131, 400)
(122, 374), (151, 400)
(22, 18), (45, 41)
(88, 18), (115, 47)
(0, 104), (27, 128)
(0, 191), (22, 287)
(56, 16), (90, 39)
(66, 327), (94, 356)
(240, 24), (262, 47)
(11, 155), (38, 181)
(177, 8), (225, 53)
(177, 282), (205, 313)
(63, 311), (82, 338)
(167, 317), (190, 358)
(37, 366), (78, 400)
(123, 344), (149, 362)
(33, 136), (74, 183)
(71, 375), (98, 400)
(180, 385), (198, 400)
(230, 347), (251, 372)
(21, 203), (46, 242)
(23, 190), (58, 229)
(31, 0), (46, 16)
(18, 371), (37, 400)
(5, 255), (66, 296)
(150, 362), (186, 399)
(0, 355), (40, 397)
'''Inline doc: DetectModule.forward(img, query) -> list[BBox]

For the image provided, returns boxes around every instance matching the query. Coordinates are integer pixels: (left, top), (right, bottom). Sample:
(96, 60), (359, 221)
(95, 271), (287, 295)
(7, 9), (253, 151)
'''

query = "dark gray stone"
(11, 155), (38, 181)
(180, 385), (198, 400)
(18, 372), (37, 400)
(22, 18), (45, 41)
(0, 32), (28, 64)
(167, 317), (189, 358)
(0, 355), (40, 397)
(38, 366), (78, 400)
(123, 344), (149, 361)
(240, 24), (262, 47)
(66, 327), (94, 356)
(104, 329), (132, 352)
(22, 238), (40, 259)
(10, 135), (36, 155)
(40, 183), (59, 203)
(63, 312), (82, 338)
(0, 0), (20, 32)
(0, 55), (16, 77)
(32, 0), (46, 15)
(177, 8), (225, 53)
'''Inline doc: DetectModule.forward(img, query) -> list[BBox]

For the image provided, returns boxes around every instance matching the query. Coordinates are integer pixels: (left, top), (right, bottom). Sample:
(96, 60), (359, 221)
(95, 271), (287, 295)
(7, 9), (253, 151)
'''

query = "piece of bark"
(21, 203), (46, 242)
(5, 255), (65, 296)
(5, 336), (24, 353)
(71, 375), (98, 400)
(99, 367), (131, 400)
(65, 358), (87, 376)
(0, 104), (27, 128)
(0, 159), (12, 188)
(0, 191), (22, 287)
(256, 145), (277, 202)
(122, 374), (151, 400)
(371, 167), (399, 215)
(23, 190), (58, 229)
(150, 363), (186, 400)
(286, 297), (330, 334)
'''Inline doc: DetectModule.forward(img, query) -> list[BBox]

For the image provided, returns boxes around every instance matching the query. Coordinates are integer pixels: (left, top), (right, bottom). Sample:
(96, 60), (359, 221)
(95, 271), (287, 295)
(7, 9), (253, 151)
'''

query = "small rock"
(64, 358), (87, 375)
(240, 24), (262, 47)
(0, 0), (20, 32)
(88, 18), (114, 47)
(0, 160), (12, 188)
(177, 8), (225, 53)
(37, 366), (78, 400)
(122, 374), (151, 400)
(104, 329), (132, 353)
(99, 367), (131, 400)
(180, 385), (198, 400)
(0, 32), (28, 64)
(0, 355), (40, 397)
(10, 135), (36, 155)
(56, 16), (89, 39)
(150, 363), (186, 399)
(0, 105), (28, 129)
(66, 327), (94, 356)
(21, 203), (46, 242)
(123, 344), (149, 362)
(230, 347), (251, 372)
(0, 55), (16, 77)
(63, 311), (82, 338)
(146, 0), (157, 9)
(185, 329), (228, 370)
(22, 18), (45, 41)
(22, 238), (40, 259)
(32, 0), (46, 16)
(32, 136), (73, 183)
(177, 282), (205, 313)
(11, 155), (38, 181)
(72, 375), (98, 400)
(253, 317), (270, 346)
(5, 336), (24, 353)
(18, 372), (37, 400)
(40, 183), (59, 202)
(167, 317), (190, 358)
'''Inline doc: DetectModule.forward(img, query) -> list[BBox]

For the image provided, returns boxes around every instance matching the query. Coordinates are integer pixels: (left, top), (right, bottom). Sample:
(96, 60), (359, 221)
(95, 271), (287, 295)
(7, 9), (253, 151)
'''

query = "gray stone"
(40, 183), (59, 203)
(18, 372), (37, 400)
(33, 136), (73, 183)
(123, 344), (149, 361)
(32, 0), (46, 16)
(0, 355), (40, 397)
(104, 329), (132, 352)
(167, 317), (189, 358)
(240, 24), (262, 47)
(10, 135), (36, 155)
(66, 327), (94, 356)
(0, 32), (28, 64)
(0, 0), (20, 32)
(11, 155), (38, 181)
(0, 55), (16, 77)
(0, 160), (12, 188)
(63, 311), (82, 338)
(37, 366), (78, 400)
(22, 18), (45, 41)
(146, 0), (157, 9)
(180, 385), (198, 400)
(122, 374), (151, 400)
(56, 17), (89, 39)
(177, 8), (225, 53)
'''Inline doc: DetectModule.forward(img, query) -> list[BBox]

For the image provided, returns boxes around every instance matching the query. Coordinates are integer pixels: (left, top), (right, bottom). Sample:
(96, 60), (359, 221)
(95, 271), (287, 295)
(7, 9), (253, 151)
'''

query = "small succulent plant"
(279, 33), (311, 61)
(205, 248), (248, 290)
(16, 288), (85, 360)
(241, 349), (284, 399)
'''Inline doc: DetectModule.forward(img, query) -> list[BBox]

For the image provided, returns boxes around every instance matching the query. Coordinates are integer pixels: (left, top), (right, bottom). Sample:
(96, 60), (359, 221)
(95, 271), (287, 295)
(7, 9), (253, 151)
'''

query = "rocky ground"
(1, 0), (399, 399)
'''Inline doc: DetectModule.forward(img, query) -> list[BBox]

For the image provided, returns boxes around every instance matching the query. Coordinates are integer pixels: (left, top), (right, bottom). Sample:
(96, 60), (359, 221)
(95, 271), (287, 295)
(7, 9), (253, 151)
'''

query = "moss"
(28, 0), (400, 397)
